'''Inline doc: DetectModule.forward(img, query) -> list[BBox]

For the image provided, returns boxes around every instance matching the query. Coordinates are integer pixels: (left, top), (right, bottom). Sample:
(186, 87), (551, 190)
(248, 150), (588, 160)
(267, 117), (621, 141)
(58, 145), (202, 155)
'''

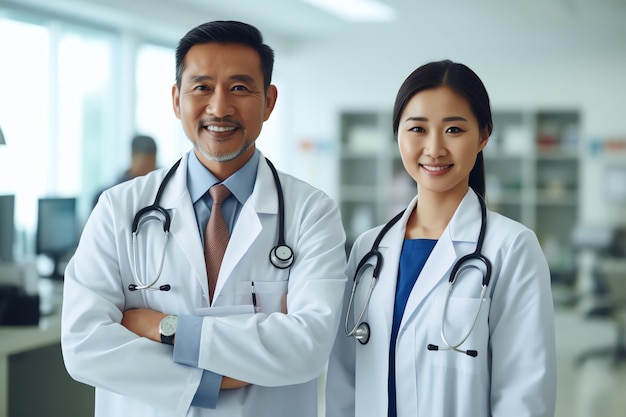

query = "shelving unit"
(485, 110), (581, 275)
(338, 109), (581, 276)
(338, 111), (414, 248)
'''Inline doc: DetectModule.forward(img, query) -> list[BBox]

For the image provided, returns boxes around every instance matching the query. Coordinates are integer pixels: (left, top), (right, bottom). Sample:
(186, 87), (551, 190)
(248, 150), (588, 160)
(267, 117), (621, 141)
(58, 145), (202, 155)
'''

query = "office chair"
(573, 226), (626, 367)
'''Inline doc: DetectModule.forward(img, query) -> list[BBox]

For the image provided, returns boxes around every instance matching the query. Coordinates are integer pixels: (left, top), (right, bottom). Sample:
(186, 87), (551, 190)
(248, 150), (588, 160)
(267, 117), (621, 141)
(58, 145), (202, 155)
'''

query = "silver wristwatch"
(159, 315), (177, 345)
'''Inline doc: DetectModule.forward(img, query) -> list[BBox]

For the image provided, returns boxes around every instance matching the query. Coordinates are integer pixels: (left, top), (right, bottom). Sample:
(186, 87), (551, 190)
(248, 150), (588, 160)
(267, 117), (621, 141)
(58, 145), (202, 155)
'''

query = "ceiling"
(5, 0), (626, 50)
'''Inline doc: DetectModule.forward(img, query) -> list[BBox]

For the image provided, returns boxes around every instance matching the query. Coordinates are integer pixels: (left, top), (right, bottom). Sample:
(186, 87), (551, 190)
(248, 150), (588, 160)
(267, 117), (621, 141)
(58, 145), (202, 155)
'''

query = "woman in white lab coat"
(326, 60), (556, 417)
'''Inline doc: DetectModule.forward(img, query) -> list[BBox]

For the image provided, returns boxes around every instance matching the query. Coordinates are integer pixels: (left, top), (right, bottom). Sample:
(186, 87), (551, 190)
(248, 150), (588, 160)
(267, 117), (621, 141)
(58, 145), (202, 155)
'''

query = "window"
(136, 43), (185, 167)
(0, 13), (117, 256)
(57, 25), (117, 207)
(0, 16), (51, 245)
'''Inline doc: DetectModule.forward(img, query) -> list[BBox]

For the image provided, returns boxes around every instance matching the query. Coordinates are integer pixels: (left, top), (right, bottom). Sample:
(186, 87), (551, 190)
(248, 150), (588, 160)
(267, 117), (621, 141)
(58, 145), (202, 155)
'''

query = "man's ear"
(263, 84), (278, 121)
(172, 84), (181, 120)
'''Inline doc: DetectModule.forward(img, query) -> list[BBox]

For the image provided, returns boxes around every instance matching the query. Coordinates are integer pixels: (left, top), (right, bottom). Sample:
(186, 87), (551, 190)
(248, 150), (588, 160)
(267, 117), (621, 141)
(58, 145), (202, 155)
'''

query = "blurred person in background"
(92, 134), (157, 207)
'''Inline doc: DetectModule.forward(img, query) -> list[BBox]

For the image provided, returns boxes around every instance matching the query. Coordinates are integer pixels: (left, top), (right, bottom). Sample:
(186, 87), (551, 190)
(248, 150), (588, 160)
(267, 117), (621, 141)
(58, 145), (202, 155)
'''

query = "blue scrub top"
(388, 238), (437, 417)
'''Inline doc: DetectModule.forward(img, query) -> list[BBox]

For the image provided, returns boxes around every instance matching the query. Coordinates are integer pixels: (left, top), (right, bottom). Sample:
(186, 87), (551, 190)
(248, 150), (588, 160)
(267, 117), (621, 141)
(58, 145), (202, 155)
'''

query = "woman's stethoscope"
(345, 194), (492, 358)
(128, 157), (294, 292)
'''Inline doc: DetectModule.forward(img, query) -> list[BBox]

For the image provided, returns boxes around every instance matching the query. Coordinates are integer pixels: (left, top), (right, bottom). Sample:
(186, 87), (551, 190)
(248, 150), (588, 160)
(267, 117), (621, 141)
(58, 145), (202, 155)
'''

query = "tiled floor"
(554, 306), (626, 417)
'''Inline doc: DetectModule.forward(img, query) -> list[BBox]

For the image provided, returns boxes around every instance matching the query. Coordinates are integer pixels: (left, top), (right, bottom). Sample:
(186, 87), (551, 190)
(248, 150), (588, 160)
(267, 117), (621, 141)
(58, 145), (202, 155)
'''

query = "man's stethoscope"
(128, 157), (295, 291)
(345, 194), (492, 357)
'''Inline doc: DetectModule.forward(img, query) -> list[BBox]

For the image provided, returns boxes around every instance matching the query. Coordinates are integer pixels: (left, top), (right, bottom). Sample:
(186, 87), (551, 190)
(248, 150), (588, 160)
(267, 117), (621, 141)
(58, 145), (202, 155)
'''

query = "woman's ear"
(478, 127), (490, 151)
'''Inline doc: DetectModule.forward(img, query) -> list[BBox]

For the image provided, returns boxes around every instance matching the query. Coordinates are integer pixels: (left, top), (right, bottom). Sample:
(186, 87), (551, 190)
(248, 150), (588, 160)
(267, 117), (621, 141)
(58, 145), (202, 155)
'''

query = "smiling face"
(397, 86), (489, 200)
(172, 42), (277, 179)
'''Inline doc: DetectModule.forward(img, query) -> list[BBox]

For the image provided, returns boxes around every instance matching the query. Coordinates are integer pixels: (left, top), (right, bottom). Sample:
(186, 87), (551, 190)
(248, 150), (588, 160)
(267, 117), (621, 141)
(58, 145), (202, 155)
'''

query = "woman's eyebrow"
(404, 116), (428, 122)
(442, 116), (468, 122)
(404, 116), (468, 122)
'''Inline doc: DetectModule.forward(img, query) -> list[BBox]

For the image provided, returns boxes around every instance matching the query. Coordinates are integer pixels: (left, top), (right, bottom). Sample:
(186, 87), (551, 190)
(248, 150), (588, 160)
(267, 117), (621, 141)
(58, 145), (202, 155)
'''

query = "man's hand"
(121, 308), (167, 342)
(222, 377), (249, 389)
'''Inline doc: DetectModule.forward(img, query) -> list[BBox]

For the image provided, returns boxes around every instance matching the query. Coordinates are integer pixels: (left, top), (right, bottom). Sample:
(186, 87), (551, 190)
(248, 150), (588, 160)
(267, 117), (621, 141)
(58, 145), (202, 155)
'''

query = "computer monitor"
(36, 197), (79, 280)
(0, 194), (15, 263)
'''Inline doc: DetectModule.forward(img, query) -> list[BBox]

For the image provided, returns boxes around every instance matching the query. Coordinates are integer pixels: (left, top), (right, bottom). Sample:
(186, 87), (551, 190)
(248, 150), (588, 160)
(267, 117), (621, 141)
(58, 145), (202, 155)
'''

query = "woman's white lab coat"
(326, 190), (556, 417)
(61, 152), (347, 417)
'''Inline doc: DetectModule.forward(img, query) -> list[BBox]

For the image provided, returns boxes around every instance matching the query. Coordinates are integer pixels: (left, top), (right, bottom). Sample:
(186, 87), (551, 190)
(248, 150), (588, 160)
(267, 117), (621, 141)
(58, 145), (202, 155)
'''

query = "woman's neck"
(405, 188), (467, 240)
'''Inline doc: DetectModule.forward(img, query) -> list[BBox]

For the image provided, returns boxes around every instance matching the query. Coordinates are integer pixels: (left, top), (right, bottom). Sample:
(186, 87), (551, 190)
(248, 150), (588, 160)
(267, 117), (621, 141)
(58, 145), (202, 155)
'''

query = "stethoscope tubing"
(129, 159), (180, 291)
(344, 211), (404, 344)
(129, 156), (293, 292)
(130, 230), (169, 291)
(346, 193), (491, 356)
(439, 281), (488, 351)
(344, 261), (377, 344)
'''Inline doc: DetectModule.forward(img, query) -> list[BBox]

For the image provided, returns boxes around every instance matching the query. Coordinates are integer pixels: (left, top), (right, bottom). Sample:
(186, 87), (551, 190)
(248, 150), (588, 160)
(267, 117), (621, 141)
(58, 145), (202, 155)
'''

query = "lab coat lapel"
(159, 154), (209, 294)
(213, 158), (277, 298)
(399, 190), (482, 332)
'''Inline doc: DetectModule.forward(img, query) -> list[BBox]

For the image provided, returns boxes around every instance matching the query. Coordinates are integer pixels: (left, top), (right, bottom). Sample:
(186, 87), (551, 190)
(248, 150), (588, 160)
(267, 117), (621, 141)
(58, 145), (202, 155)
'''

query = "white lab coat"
(326, 190), (556, 417)
(61, 152), (347, 417)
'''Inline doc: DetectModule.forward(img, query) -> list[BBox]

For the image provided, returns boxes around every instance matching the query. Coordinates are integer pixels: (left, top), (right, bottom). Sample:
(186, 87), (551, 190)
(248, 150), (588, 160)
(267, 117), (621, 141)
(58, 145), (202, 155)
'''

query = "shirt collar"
(187, 149), (259, 205)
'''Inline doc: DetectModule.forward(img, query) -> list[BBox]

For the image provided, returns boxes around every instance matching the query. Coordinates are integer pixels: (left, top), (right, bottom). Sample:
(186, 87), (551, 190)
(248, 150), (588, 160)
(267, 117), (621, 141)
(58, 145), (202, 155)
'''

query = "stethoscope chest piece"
(270, 244), (294, 269)
(355, 322), (370, 345)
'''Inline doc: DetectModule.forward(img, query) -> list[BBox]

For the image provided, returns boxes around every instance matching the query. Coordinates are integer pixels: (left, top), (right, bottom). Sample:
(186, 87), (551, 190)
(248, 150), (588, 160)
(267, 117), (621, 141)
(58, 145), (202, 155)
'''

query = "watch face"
(160, 316), (177, 336)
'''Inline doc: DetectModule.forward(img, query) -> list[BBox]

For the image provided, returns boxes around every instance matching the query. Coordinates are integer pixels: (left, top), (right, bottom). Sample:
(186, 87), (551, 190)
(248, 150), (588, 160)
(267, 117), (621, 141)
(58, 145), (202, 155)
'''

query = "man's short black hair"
(175, 20), (275, 92)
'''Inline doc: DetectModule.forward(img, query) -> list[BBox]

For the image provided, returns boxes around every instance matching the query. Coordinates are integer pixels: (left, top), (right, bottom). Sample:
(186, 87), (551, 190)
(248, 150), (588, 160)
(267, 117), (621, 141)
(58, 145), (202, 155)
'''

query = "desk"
(0, 282), (94, 417)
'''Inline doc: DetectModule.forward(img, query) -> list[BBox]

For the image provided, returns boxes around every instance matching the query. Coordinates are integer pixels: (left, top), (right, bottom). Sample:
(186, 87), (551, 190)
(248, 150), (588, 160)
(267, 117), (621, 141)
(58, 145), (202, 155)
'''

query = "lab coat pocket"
(426, 295), (490, 374)
(236, 280), (288, 314)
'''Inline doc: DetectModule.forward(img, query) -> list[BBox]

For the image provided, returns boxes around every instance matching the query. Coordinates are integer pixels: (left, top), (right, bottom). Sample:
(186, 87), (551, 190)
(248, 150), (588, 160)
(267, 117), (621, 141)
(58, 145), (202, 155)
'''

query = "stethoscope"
(345, 194), (492, 358)
(128, 157), (294, 292)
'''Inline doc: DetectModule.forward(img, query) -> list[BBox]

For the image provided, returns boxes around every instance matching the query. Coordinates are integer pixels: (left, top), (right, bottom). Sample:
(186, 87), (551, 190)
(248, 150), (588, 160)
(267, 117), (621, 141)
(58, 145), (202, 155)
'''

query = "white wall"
(4, 0), (625, 226)
(277, 5), (626, 226)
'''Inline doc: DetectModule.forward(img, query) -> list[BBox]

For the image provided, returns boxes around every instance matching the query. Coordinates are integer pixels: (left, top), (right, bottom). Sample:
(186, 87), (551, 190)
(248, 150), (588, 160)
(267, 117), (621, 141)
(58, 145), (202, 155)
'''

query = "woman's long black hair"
(392, 60), (493, 198)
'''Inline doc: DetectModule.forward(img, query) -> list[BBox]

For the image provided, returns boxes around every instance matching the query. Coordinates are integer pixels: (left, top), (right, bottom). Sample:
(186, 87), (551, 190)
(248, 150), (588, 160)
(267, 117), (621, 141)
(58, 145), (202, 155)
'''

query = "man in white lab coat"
(61, 20), (347, 417)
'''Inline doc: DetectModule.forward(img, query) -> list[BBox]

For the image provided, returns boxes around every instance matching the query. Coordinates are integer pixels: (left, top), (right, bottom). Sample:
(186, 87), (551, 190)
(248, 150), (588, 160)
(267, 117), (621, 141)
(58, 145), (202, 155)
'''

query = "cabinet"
(338, 109), (581, 275)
